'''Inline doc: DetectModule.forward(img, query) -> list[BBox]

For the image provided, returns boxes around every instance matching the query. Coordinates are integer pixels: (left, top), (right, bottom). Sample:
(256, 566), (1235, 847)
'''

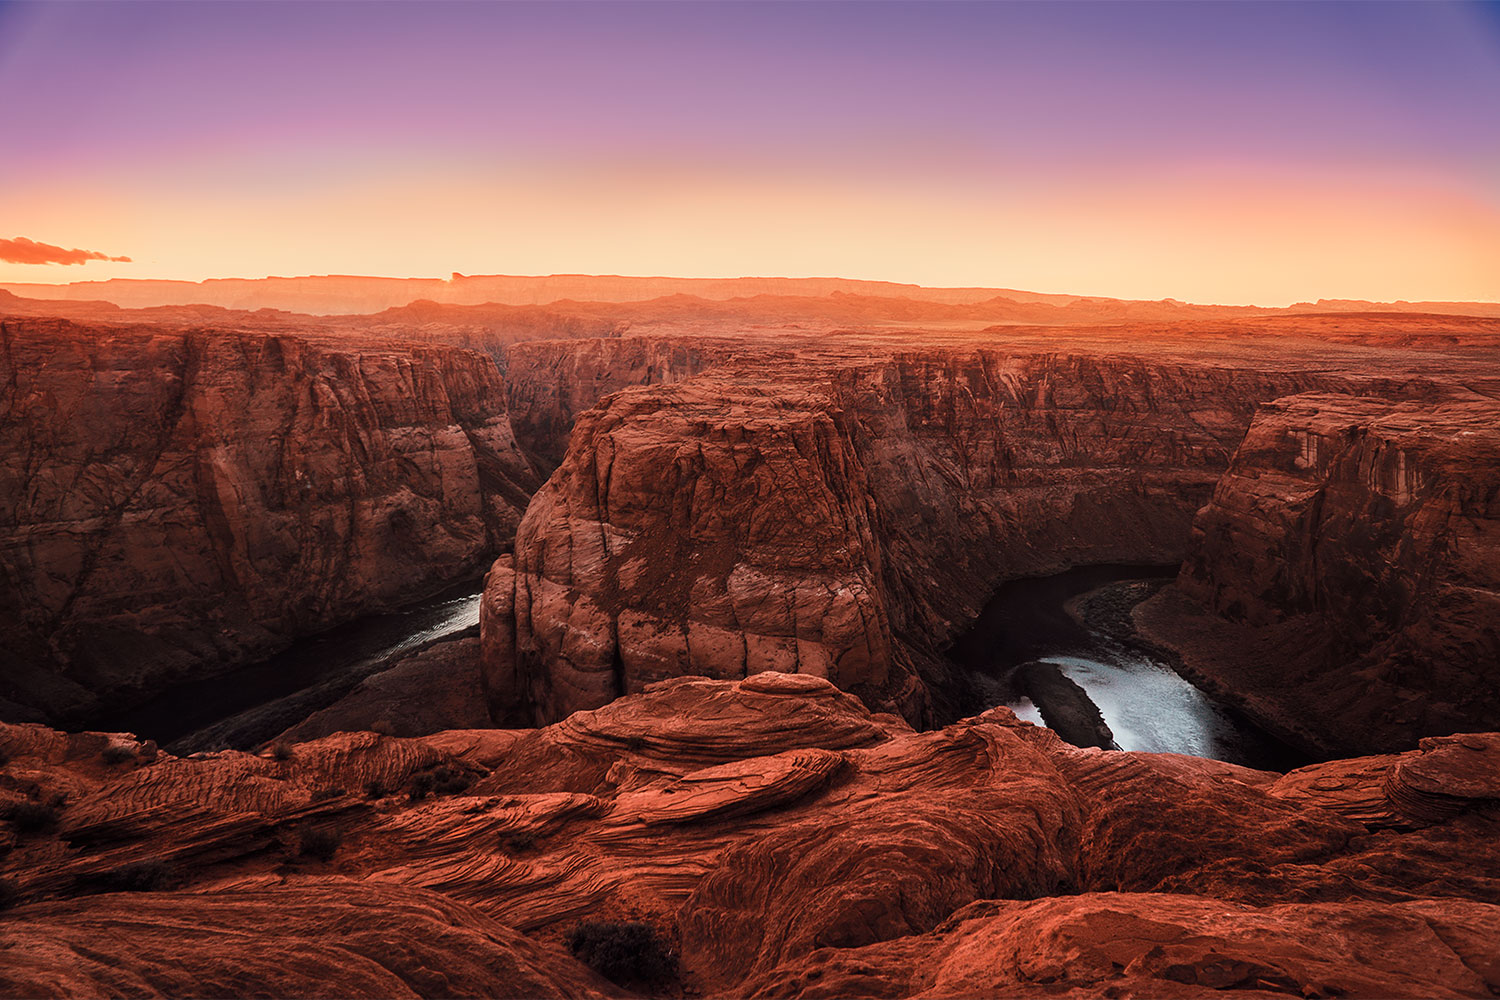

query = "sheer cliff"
(1138, 390), (1500, 755)
(481, 350), (1385, 726)
(0, 319), (538, 724)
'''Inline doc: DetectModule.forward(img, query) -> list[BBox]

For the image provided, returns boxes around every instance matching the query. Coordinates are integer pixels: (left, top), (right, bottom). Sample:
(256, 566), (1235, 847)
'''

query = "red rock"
(1139, 391), (1500, 755)
(502, 337), (724, 472)
(0, 882), (620, 999)
(3, 675), (1497, 997)
(0, 318), (537, 725)
(483, 352), (1361, 727)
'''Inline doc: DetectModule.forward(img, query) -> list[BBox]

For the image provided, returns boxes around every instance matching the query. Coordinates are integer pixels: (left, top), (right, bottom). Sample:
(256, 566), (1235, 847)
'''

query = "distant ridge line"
(1, 273), (1497, 318)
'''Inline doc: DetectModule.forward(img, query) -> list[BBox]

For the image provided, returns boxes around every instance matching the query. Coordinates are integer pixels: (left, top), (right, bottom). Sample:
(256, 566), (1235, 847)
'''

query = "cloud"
(0, 236), (132, 265)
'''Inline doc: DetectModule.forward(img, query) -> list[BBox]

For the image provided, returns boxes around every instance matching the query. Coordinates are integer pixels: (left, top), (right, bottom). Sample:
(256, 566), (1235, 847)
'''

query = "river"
(949, 564), (1303, 771)
(97, 579), (485, 753)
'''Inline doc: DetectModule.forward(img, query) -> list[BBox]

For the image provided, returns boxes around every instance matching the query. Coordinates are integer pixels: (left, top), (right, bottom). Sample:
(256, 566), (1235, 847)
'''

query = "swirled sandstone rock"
(1137, 391), (1500, 755)
(2, 676), (1498, 998)
(0, 883), (618, 999)
(0, 318), (538, 725)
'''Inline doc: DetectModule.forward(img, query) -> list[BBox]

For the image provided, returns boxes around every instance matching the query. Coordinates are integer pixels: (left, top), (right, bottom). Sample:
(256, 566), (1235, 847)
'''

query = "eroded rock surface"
(1139, 391), (1500, 755)
(2, 676), (1497, 998)
(502, 337), (727, 473)
(483, 351), (1368, 726)
(0, 319), (538, 725)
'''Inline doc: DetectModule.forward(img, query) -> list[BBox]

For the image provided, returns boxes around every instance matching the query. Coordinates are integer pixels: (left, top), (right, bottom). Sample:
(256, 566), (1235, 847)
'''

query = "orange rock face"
(0, 318), (537, 725)
(1139, 391), (1500, 755)
(482, 349), (1392, 727)
(2, 291), (1498, 998)
(2, 676), (1497, 998)
(502, 337), (726, 473)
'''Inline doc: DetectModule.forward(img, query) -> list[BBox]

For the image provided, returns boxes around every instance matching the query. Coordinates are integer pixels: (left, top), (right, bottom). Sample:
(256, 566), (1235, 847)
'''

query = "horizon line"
(3, 271), (1498, 312)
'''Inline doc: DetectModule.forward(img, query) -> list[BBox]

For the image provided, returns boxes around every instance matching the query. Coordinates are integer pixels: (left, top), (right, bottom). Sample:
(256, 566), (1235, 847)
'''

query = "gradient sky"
(2, 0), (1498, 305)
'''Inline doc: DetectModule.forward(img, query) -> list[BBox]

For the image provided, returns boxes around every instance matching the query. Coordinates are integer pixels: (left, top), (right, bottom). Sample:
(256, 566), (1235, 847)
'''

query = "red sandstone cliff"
(0, 319), (538, 725)
(1138, 391), (1500, 755)
(481, 350), (1370, 726)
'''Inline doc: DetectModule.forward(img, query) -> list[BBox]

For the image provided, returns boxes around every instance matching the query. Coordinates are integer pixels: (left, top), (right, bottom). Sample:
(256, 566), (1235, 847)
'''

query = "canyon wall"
(500, 337), (729, 473)
(482, 349), (1360, 726)
(0, 319), (538, 725)
(1139, 391), (1500, 755)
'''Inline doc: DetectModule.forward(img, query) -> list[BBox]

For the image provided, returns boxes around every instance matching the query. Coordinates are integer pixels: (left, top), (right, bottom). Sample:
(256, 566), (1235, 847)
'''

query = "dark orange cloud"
(0, 237), (132, 265)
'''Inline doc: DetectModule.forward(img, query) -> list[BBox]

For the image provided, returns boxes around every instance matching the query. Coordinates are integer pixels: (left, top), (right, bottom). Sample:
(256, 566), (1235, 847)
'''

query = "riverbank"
(951, 564), (1306, 770)
(95, 579), (486, 752)
(1132, 587), (1337, 761)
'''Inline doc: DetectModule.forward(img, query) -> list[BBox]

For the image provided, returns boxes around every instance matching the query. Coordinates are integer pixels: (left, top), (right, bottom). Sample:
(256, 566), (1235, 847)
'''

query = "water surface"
(952, 564), (1302, 770)
(99, 579), (483, 750)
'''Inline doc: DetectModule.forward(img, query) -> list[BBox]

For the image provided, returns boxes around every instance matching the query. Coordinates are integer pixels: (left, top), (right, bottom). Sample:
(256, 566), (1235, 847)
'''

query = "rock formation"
(501, 337), (727, 473)
(0, 318), (538, 726)
(1137, 391), (1500, 756)
(2, 676), (1497, 997)
(482, 349), (1389, 726)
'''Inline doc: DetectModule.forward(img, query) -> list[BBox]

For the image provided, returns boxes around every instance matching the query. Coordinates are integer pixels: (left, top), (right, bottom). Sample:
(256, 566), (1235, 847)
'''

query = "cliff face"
(3, 679), (1498, 998)
(501, 337), (726, 473)
(483, 379), (904, 726)
(0, 319), (538, 724)
(1140, 391), (1500, 755)
(482, 349), (1349, 726)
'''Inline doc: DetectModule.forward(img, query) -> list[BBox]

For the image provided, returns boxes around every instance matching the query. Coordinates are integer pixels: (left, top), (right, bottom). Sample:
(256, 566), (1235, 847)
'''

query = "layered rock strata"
(2, 676), (1497, 997)
(0, 319), (538, 724)
(1138, 391), (1500, 755)
(483, 350), (1377, 726)
(501, 337), (728, 472)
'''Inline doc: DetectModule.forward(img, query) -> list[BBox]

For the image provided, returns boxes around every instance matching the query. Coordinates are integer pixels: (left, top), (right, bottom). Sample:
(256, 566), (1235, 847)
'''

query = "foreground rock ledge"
(2, 673), (1498, 998)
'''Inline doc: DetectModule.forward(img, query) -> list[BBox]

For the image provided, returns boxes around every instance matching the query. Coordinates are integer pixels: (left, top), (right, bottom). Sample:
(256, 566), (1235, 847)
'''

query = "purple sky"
(2, 1), (1497, 303)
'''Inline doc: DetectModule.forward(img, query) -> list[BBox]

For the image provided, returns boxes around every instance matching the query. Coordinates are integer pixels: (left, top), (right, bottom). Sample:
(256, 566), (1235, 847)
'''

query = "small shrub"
(310, 787), (343, 802)
(365, 779), (387, 799)
(407, 765), (470, 801)
(0, 877), (17, 911)
(624, 735), (648, 752)
(101, 744), (137, 766)
(567, 920), (677, 986)
(431, 765), (470, 795)
(502, 830), (536, 853)
(4, 801), (58, 834)
(76, 861), (179, 894)
(270, 743), (294, 762)
(299, 825), (342, 862)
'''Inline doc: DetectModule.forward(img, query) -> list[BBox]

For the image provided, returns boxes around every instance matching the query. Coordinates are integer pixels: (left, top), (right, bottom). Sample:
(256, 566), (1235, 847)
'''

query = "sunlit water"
(953, 564), (1301, 770)
(98, 581), (483, 751)
(1025, 653), (1280, 763)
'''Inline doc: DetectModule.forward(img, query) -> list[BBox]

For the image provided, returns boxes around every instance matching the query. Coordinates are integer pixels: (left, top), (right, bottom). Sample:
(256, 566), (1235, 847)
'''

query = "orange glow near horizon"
(4, 3), (1499, 307)
(5, 159), (1498, 307)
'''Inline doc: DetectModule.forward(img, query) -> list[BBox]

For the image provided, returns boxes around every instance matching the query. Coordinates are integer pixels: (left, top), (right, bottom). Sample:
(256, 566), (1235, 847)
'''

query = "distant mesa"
(0, 236), (131, 266)
(1, 271), (1495, 318)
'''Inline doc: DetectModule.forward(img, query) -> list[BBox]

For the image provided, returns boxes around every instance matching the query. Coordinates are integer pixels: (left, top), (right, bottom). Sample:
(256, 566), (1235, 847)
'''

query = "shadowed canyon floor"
(1, 284), (1498, 997)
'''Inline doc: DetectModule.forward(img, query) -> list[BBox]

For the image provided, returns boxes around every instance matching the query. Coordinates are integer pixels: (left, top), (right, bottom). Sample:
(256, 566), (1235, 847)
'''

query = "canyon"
(0, 282), (1497, 997)
(0, 317), (537, 726)
(480, 335), (1497, 743)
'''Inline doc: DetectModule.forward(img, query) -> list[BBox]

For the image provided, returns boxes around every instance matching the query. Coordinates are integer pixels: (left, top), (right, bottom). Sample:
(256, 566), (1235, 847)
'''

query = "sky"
(1, 0), (1498, 305)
